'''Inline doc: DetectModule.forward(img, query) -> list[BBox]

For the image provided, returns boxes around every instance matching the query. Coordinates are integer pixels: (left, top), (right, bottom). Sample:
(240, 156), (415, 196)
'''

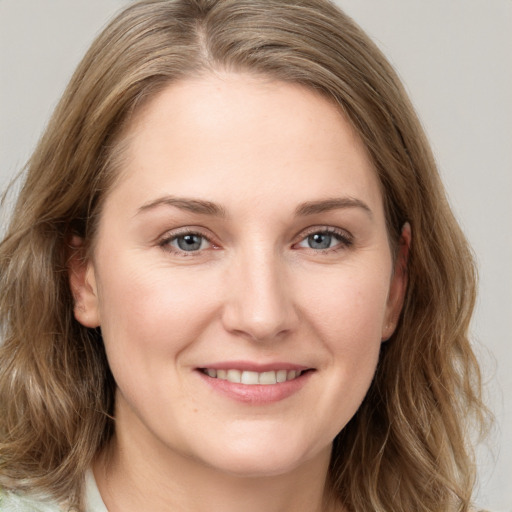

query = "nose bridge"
(222, 242), (296, 341)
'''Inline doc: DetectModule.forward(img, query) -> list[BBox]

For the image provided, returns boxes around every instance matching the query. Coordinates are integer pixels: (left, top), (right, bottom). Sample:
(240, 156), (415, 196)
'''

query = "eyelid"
(293, 226), (354, 250)
(158, 226), (219, 255)
(156, 225), (353, 255)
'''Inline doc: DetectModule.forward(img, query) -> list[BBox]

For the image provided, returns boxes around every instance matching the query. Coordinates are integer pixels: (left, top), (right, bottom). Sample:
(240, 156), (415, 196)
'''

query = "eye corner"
(293, 226), (354, 253)
(158, 227), (220, 256)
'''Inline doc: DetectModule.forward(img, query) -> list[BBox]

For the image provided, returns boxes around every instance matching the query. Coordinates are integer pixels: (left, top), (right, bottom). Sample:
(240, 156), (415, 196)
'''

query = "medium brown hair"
(0, 1), (487, 510)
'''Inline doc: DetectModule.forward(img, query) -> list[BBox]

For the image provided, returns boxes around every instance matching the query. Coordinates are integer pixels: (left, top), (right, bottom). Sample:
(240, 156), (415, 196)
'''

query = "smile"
(200, 368), (304, 385)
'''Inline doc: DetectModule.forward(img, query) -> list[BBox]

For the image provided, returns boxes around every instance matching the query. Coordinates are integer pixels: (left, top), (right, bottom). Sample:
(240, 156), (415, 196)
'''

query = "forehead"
(107, 72), (383, 217)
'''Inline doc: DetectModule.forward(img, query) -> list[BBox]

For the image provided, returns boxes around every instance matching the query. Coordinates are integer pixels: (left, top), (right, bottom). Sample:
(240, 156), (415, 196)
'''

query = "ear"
(68, 235), (101, 328)
(382, 223), (411, 341)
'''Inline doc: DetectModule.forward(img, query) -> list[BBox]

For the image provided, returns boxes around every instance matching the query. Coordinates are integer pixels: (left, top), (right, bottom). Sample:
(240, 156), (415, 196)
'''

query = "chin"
(192, 432), (329, 479)
(206, 456), (311, 479)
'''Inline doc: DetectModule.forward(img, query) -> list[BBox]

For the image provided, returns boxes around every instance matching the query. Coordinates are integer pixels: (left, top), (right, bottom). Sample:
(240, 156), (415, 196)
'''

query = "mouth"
(199, 368), (308, 385)
(196, 362), (315, 403)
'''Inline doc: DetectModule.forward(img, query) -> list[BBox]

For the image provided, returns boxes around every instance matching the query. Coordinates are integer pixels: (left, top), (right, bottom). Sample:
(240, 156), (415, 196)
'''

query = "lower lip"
(196, 370), (313, 404)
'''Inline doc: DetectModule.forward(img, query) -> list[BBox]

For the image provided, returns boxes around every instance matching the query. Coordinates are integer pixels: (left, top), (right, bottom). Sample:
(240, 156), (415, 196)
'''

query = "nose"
(221, 246), (298, 342)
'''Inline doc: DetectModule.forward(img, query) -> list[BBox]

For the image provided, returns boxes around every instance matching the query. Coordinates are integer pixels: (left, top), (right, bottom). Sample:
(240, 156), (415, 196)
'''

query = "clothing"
(0, 471), (107, 512)
(0, 478), (492, 512)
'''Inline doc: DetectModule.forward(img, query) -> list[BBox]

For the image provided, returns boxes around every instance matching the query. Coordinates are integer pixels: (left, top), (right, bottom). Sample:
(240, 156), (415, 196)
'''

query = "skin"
(70, 73), (409, 512)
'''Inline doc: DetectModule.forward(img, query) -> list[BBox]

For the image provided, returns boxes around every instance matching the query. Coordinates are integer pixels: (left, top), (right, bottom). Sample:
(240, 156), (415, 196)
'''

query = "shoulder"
(0, 470), (105, 512)
(0, 489), (64, 512)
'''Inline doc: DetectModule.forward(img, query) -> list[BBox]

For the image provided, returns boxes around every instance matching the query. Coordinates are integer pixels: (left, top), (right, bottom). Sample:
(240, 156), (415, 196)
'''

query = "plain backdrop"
(0, 1), (511, 510)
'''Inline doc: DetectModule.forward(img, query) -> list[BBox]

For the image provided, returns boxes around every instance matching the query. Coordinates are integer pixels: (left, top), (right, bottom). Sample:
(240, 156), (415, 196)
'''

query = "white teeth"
(203, 368), (305, 385)
(276, 369), (287, 383)
(241, 371), (259, 385)
(226, 369), (241, 383)
(259, 371), (277, 385)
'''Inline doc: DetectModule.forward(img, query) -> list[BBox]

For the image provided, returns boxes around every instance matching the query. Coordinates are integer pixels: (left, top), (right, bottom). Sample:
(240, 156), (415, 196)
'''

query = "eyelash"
(295, 227), (354, 252)
(159, 228), (215, 256)
(158, 226), (353, 256)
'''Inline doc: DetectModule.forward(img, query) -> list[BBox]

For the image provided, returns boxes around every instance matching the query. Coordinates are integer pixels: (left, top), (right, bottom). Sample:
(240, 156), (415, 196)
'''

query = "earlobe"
(382, 223), (411, 341)
(68, 235), (101, 328)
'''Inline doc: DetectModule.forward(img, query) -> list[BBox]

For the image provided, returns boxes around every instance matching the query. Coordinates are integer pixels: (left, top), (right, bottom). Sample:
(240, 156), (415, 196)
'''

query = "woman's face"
(72, 73), (407, 478)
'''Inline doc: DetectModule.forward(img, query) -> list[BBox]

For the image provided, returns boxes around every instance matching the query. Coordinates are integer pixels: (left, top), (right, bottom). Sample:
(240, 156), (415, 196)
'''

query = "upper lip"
(197, 361), (312, 372)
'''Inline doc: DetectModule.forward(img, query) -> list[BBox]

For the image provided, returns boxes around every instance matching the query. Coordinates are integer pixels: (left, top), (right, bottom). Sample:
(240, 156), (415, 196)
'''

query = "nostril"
(221, 303), (297, 342)
(220, 260), (300, 342)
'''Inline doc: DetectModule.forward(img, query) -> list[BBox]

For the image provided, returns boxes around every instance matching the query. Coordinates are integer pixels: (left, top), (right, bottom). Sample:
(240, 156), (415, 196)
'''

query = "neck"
(94, 429), (341, 512)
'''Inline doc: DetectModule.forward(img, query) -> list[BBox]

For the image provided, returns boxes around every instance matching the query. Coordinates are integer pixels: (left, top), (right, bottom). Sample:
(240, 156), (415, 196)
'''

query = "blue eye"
(169, 234), (210, 252)
(296, 229), (351, 251)
(307, 232), (335, 249)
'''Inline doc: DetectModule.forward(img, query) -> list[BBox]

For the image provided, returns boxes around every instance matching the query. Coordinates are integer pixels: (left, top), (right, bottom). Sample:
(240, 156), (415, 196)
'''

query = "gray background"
(0, 1), (510, 509)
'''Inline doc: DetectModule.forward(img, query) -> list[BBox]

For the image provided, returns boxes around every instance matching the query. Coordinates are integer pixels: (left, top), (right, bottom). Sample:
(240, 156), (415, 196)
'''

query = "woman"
(0, 0), (488, 511)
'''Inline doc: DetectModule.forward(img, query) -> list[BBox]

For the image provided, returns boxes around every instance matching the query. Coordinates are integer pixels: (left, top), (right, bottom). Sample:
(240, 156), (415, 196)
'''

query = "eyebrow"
(295, 197), (373, 218)
(137, 196), (227, 217)
(137, 195), (372, 219)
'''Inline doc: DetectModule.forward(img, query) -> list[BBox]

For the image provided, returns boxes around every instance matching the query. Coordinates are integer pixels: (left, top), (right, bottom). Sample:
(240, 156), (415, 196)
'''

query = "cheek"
(295, 264), (390, 412)
(95, 258), (221, 370)
(297, 263), (391, 344)
(94, 263), (225, 426)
